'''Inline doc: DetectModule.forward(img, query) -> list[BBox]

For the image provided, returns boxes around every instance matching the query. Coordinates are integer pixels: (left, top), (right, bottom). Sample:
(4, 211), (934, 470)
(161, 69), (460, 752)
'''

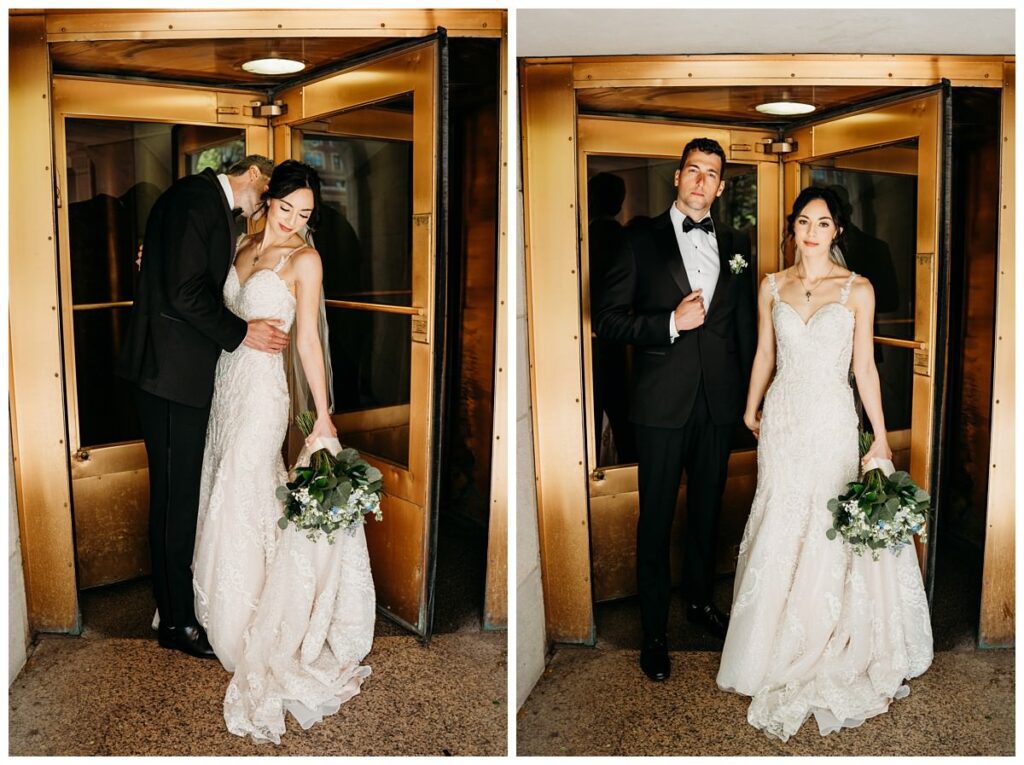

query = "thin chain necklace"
(796, 261), (836, 303)
(251, 235), (271, 267)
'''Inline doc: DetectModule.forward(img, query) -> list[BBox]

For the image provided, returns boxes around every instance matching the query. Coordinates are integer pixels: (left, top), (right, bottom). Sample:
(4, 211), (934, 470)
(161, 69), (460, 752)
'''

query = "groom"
(595, 138), (756, 681)
(117, 155), (286, 658)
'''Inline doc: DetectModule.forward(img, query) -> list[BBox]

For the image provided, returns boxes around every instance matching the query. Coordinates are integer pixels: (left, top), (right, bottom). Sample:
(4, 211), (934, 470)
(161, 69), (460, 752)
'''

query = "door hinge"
(54, 171), (62, 208)
(758, 138), (798, 155)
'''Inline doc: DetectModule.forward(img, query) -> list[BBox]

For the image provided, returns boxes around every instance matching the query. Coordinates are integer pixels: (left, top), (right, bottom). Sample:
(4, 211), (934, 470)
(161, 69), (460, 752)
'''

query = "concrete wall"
(10, 435), (31, 685)
(516, 172), (548, 708)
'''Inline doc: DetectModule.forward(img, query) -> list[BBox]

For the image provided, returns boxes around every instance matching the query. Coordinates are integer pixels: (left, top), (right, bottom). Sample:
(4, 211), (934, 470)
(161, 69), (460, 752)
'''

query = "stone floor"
(518, 533), (1014, 756)
(10, 516), (507, 756)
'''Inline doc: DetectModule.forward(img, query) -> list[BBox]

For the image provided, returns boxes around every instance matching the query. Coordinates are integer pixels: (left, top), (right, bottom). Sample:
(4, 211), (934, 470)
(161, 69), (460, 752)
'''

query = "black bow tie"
(682, 216), (715, 235)
(231, 207), (244, 218)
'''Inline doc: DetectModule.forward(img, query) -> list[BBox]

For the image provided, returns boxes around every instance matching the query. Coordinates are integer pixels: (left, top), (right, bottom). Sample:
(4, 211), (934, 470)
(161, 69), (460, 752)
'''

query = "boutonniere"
(729, 254), (748, 274)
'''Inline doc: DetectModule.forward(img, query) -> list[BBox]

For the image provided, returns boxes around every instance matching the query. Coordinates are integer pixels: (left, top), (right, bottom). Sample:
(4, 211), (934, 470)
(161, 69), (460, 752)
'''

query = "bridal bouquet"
(276, 411), (384, 543)
(825, 431), (931, 560)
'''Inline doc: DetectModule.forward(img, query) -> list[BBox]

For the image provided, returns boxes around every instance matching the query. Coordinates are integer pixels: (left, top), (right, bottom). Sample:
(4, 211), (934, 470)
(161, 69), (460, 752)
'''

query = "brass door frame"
(521, 54), (1013, 645)
(274, 41), (441, 635)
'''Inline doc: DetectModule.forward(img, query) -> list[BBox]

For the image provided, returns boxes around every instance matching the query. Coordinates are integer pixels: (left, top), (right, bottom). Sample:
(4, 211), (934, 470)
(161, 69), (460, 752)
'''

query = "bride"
(192, 160), (376, 743)
(716, 186), (933, 741)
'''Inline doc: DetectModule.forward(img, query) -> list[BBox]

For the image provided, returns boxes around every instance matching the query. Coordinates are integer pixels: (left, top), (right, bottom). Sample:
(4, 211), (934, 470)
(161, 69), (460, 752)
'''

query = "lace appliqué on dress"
(717, 271), (933, 741)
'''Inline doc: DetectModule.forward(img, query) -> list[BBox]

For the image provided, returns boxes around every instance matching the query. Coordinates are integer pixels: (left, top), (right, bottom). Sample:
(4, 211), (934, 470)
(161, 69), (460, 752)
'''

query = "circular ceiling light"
(242, 58), (306, 76)
(755, 101), (816, 116)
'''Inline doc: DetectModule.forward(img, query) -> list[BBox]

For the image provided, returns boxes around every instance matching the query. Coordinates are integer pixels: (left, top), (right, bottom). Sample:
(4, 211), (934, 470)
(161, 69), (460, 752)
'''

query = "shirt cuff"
(669, 311), (679, 343)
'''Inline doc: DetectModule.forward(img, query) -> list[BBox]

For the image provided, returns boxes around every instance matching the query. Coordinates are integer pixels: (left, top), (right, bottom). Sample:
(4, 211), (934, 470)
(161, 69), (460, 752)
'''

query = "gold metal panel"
(45, 9), (505, 41)
(979, 62), (1014, 647)
(245, 124), (271, 158)
(567, 55), (1005, 90)
(364, 493), (426, 629)
(9, 14), (79, 632)
(577, 116), (775, 164)
(70, 441), (148, 480)
(483, 30), (509, 631)
(757, 161), (783, 275)
(71, 470), (151, 588)
(52, 76), (258, 126)
(411, 213), (432, 342)
(521, 62), (594, 643)
(315, 108), (414, 142)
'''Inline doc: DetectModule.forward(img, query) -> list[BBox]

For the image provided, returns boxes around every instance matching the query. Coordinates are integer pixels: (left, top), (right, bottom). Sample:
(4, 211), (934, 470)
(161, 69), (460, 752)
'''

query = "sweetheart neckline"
(773, 299), (853, 327)
(230, 264), (296, 302)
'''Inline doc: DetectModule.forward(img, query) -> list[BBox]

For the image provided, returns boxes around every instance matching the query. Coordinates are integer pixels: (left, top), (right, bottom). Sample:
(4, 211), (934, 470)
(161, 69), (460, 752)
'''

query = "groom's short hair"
(226, 154), (274, 178)
(679, 138), (727, 177)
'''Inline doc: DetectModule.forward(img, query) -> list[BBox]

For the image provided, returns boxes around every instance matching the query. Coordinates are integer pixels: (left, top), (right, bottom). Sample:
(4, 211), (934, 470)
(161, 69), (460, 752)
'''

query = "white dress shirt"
(217, 173), (235, 210)
(668, 203), (719, 340)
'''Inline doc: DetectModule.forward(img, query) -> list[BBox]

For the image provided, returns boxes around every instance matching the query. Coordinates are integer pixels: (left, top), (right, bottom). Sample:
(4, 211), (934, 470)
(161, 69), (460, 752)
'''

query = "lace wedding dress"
(717, 272), (933, 742)
(192, 242), (376, 744)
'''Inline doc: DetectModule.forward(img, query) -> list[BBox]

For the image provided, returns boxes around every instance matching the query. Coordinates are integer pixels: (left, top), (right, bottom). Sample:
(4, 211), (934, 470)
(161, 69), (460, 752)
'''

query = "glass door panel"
(784, 89), (947, 586)
(576, 117), (776, 603)
(276, 40), (444, 637)
(53, 78), (253, 589)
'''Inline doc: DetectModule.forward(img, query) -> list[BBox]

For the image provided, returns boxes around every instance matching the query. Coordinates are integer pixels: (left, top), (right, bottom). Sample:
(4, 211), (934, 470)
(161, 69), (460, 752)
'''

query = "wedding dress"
(192, 241), (376, 744)
(717, 272), (933, 742)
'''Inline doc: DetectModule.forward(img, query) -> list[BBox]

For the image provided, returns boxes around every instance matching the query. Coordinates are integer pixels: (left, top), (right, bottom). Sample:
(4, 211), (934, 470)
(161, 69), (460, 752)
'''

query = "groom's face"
(673, 150), (725, 220)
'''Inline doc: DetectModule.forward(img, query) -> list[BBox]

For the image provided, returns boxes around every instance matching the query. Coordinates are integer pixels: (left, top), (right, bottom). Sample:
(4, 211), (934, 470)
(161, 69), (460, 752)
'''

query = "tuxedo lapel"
(201, 168), (239, 264)
(706, 225), (733, 316)
(654, 210), (692, 297)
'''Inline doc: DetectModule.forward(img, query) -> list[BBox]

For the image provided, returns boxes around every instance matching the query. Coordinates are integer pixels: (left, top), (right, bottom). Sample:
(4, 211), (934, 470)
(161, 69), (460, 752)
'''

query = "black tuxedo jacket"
(594, 208), (757, 429)
(116, 168), (248, 408)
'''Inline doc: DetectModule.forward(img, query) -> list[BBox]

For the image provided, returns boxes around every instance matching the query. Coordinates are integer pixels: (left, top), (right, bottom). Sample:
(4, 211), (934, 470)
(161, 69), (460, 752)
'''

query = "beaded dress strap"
(273, 243), (308, 273)
(766, 272), (780, 303)
(839, 272), (858, 305)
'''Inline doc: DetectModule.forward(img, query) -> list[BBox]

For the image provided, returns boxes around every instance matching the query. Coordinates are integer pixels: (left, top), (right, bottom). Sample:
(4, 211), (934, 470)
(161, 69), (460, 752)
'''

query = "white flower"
(729, 254), (748, 274)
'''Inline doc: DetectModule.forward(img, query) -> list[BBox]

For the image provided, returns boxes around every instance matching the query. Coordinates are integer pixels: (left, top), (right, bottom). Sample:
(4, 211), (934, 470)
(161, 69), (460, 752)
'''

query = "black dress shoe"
(639, 636), (670, 681)
(158, 623), (218, 659)
(686, 602), (730, 640)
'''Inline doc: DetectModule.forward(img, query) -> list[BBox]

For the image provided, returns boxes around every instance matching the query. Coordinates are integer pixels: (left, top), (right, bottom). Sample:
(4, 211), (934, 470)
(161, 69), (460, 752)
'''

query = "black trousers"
(134, 387), (211, 629)
(635, 382), (732, 640)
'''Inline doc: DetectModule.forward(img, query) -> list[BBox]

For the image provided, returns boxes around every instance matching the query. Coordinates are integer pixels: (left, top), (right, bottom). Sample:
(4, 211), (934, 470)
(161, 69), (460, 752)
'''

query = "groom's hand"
(243, 319), (289, 353)
(674, 289), (706, 331)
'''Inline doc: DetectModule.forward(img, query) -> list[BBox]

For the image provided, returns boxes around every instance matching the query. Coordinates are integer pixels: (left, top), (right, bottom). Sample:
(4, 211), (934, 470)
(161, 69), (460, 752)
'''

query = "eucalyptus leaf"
(277, 517), (290, 530)
(275, 486), (290, 501)
(366, 467), (383, 483)
(826, 528), (837, 540)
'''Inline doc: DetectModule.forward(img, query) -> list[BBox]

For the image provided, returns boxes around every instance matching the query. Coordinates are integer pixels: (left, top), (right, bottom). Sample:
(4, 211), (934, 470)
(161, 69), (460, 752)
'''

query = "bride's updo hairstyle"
(261, 159), (323, 235)
(784, 185), (849, 267)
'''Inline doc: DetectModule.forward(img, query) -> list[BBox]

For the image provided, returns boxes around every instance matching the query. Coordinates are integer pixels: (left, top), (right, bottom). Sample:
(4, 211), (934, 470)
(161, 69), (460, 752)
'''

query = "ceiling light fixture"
(755, 101), (816, 116)
(242, 58), (306, 76)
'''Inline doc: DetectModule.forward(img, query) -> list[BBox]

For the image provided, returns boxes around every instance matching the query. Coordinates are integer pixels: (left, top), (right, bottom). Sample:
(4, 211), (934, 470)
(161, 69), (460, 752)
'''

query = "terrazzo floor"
(10, 516), (507, 756)
(518, 534), (1014, 756)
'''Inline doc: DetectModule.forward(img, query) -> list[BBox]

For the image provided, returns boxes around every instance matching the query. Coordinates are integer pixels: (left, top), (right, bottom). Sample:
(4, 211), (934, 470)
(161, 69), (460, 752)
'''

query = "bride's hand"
(861, 436), (893, 471)
(306, 414), (337, 446)
(744, 409), (761, 439)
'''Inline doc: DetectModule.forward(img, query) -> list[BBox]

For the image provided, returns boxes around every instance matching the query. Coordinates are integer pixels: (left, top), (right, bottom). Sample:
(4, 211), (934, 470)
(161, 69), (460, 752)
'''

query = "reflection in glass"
(299, 95), (414, 308)
(870, 345), (914, 434)
(65, 118), (244, 447)
(804, 140), (917, 341)
(327, 308), (411, 467)
(585, 156), (758, 467)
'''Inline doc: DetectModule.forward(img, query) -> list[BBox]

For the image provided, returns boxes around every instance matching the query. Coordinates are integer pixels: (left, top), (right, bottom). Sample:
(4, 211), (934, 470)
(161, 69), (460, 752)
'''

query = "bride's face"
(266, 188), (315, 239)
(793, 198), (840, 259)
